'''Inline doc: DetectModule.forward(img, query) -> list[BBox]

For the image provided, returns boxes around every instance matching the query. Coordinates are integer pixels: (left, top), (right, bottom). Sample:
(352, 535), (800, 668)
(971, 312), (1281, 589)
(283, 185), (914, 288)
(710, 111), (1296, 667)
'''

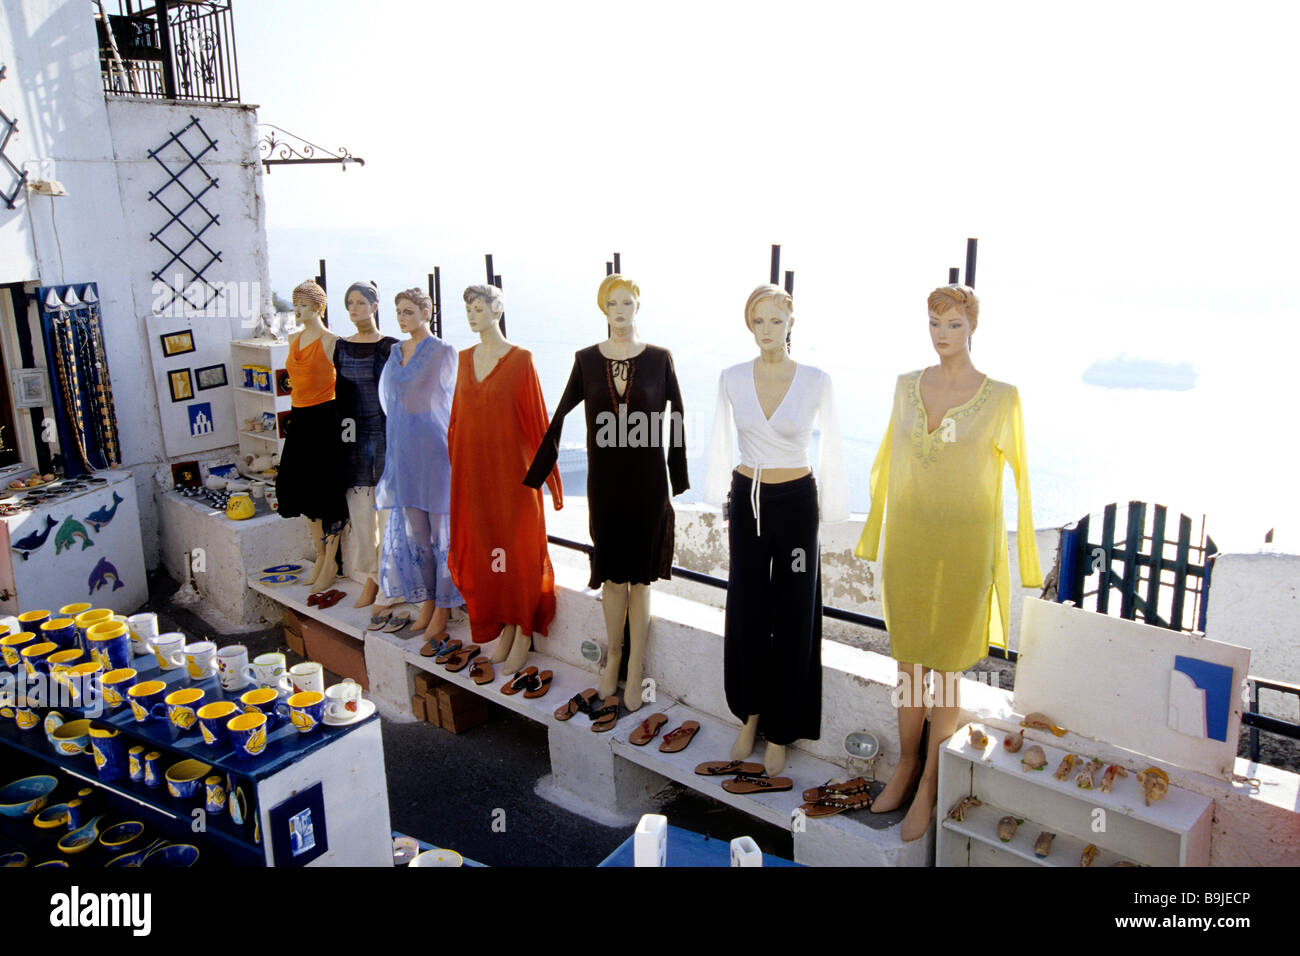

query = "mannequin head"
(394, 288), (432, 336)
(345, 281), (379, 330)
(463, 284), (504, 334)
(927, 285), (979, 355)
(292, 280), (327, 325)
(744, 284), (794, 355)
(598, 274), (640, 334)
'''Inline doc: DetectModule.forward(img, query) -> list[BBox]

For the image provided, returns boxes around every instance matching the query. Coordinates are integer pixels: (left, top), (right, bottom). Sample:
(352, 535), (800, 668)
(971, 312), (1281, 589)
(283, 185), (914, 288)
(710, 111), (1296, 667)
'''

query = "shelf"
(239, 431), (280, 443)
(235, 387), (278, 399)
(941, 799), (1136, 867)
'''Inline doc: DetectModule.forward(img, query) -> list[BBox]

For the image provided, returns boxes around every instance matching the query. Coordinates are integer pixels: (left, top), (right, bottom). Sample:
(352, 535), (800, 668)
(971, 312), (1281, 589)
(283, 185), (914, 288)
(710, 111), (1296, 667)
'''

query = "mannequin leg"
(423, 605), (449, 642)
(764, 742), (786, 777)
(489, 625), (514, 664)
(624, 584), (651, 714)
(347, 488), (381, 607)
(413, 601), (435, 632)
(501, 626), (530, 675)
(872, 662), (927, 814)
(730, 713), (760, 761)
(313, 533), (341, 591)
(901, 669), (959, 842)
(304, 519), (327, 590)
(355, 580), (378, 608)
(598, 582), (630, 700)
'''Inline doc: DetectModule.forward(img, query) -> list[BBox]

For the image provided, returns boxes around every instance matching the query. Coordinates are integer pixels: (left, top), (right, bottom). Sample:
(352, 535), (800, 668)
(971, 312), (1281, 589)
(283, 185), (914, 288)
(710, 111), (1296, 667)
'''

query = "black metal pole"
(605, 261), (613, 276)
(484, 254), (494, 285)
(770, 245), (780, 285)
(494, 274), (505, 338)
(156, 0), (177, 99)
(948, 267), (960, 284)
(783, 270), (794, 297)
(434, 267), (442, 339)
(613, 252), (621, 274)
(316, 258), (328, 327)
(964, 237), (978, 288)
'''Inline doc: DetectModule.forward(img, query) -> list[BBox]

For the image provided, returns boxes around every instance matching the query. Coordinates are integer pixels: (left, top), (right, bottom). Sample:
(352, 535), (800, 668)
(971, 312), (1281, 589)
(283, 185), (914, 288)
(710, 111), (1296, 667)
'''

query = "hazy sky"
(235, 1), (1300, 545)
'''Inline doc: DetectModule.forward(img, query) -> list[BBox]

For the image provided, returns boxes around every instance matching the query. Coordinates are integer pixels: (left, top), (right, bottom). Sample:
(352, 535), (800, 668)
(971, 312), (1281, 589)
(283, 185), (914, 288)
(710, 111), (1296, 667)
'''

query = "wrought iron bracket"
(257, 124), (364, 173)
(0, 64), (29, 210)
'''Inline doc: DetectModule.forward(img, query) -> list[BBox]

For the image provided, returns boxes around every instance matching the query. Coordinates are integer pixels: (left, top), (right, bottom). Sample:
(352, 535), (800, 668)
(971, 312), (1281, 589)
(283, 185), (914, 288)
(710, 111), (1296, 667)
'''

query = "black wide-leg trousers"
(723, 471), (822, 745)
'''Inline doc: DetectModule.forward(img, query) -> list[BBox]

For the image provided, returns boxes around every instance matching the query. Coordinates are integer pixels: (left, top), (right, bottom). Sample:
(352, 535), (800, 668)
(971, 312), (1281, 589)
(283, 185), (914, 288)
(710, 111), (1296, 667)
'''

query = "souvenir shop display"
(703, 283), (849, 777)
(274, 281), (349, 592)
(525, 274), (689, 714)
(375, 288), (461, 646)
(332, 281), (400, 612)
(447, 284), (561, 676)
(855, 284), (1042, 842)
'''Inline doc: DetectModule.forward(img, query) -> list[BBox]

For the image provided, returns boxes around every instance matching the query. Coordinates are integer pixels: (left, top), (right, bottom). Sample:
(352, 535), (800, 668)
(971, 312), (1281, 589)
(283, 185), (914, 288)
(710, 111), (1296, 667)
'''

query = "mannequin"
(525, 275), (688, 715)
(276, 280), (349, 590)
(855, 284), (1041, 842)
(375, 288), (461, 645)
(333, 281), (399, 610)
(703, 285), (848, 777)
(448, 284), (562, 676)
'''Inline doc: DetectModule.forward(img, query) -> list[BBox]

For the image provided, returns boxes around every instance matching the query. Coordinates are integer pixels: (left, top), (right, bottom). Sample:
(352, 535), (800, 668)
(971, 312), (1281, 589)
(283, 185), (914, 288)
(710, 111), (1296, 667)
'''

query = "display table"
(0, 654), (392, 866)
(157, 488), (312, 624)
(598, 824), (800, 867)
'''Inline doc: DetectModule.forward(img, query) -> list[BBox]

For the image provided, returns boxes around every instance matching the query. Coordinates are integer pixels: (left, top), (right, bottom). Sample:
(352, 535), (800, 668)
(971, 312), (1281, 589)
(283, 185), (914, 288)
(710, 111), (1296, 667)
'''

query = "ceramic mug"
(197, 701), (239, 747)
(20, 642), (57, 680)
(51, 718), (95, 758)
(46, 648), (85, 689)
(182, 641), (218, 681)
(239, 687), (281, 720)
(64, 662), (103, 707)
(244, 652), (286, 686)
(126, 612), (159, 657)
(216, 645), (249, 692)
(0, 632), (35, 668)
(287, 662), (324, 696)
(126, 680), (168, 723)
(143, 751), (163, 788)
(159, 687), (204, 731)
(286, 691), (325, 734)
(86, 621), (133, 672)
(151, 633), (186, 671)
(325, 679), (362, 720)
(73, 609), (113, 654)
(227, 711), (270, 758)
(90, 726), (126, 782)
(101, 668), (137, 711)
(64, 798), (85, 830)
(204, 776), (226, 815)
(17, 610), (51, 633)
(58, 603), (92, 622)
(39, 618), (78, 652)
(128, 745), (146, 782)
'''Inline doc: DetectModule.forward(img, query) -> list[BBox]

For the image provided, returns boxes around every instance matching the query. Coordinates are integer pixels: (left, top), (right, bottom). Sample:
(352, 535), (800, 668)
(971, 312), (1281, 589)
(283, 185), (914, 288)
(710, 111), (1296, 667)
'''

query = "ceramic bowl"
(33, 802), (72, 829)
(99, 820), (145, 849)
(143, 843), (199, 867)
(0, 775), (57, 818)
(0, 852), (28, 867)
(165, 759), (212, 800)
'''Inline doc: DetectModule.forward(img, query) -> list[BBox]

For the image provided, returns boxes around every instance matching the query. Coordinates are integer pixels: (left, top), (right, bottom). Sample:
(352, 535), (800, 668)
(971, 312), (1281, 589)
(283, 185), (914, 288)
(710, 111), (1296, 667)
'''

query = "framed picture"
(275, 369), (292, 396)
(168, 368), (194, 403)
(269, 782), (328, 867)
(277, 409), (291, 438)
(160, 330), (196, 357)
(170, 459), (201, 488)
(194, 363), (228, 391)
(10, 369), (50, 409)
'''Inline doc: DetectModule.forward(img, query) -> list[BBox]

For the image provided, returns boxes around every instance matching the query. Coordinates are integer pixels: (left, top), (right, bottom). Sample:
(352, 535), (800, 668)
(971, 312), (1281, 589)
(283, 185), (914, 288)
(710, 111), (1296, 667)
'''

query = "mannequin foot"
(489, 628), (513, 664)
(428, 606), (450, 635)
(624, 664), (644, 714)
(899, 775), (937, 843)
(870, 755), (921, 814)
(312, 563), (337, 592)
(597, 672), (618, 701)
(501, 634), (530, 676)
(763, 742), (786, 777)
(730, 716), (759, 761)
(412, 602), (435, 632)
(354, 579), (379, 608)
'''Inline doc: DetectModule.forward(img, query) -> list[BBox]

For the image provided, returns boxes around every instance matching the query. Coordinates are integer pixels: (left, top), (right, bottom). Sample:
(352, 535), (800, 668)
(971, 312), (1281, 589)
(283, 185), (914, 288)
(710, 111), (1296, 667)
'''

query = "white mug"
(244, 652), (286, 686)
(216, 645), (249, 692)
(325, 679), (361, 719)
(127, 612), (159, 658)
(183, 641), (218, 681)
(152, 633), (186, 671)
(287, 662), (324, 696)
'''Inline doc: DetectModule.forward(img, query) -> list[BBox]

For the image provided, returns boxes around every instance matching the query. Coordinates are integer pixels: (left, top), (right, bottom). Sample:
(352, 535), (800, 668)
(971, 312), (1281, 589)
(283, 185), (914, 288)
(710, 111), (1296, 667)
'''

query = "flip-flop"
(433, 639), (463, 664)
(501, 666), (538, 697)
(554, 688), (599, 721)
(469, 658), (495, 686)
(443, 646), (480, 673)
(307, 591), (325, 607)
(591, 696), (620, 733)
(382, 613), (412, 634)
(657, 720), (700, 753)
(722, 776), (793, 795)
(366, 611), (392, 631)
(801, 777), (871, 802)
(799, 790), (874, 817)
(695, 759), (764, 777)
(629, 713), (668, 746)
(522, 670), (553, 699)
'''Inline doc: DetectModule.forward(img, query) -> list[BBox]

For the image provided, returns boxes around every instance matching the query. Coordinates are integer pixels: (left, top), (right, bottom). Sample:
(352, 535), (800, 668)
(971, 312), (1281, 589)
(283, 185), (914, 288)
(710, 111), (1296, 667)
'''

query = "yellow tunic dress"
(855, 370), (1042, 672)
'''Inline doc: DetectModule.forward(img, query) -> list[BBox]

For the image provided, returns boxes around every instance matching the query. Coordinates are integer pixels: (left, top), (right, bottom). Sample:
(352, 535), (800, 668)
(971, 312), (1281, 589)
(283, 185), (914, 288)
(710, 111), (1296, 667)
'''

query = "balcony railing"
(96, 1), (241, 103)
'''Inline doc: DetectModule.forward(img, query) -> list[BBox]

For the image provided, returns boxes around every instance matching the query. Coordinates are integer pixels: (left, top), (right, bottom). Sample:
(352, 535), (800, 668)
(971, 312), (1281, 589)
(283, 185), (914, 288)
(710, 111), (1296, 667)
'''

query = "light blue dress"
(375, 336), (463, 607)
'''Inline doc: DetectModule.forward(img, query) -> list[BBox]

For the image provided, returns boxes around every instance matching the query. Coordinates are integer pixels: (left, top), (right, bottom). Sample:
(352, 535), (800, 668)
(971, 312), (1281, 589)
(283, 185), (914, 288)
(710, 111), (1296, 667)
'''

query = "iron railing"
(97, 1), (241, 103)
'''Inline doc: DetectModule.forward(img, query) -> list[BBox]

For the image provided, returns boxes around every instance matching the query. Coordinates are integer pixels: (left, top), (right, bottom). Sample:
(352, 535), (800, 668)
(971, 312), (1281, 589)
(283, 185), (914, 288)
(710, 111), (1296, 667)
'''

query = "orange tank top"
(287, 334), (335, 407)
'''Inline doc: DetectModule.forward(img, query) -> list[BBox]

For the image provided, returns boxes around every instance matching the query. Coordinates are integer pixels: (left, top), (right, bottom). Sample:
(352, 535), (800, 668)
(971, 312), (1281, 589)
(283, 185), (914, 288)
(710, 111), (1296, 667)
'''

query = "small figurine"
(968, 724), (989, 749)
(1053, 753), (1080, 781)
(1002, 729), (1025, 753)
(1033, 831), (1055, 858)
(947, 795), (982, 822)
(1099, 763), (1127, 794)
(1080, 843), (1099, 867)
(1136, 767), (1170, 806)
(1021, 745), (1047, 771)
(996, 815), (1021, 842)
(1020, 712), (1068, 737)
(1075, 758), (1104, 790)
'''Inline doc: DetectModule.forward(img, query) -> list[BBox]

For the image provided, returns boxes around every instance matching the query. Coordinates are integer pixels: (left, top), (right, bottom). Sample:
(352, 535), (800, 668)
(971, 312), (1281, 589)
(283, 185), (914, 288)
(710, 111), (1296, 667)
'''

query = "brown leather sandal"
(722, 775), (793, 795)
(590, 696), (620, 733)
(522, 670), (553, 699)
(469, 658), (495, 685)
(443, 646), (480, 673)
(799, 790), (874, 817)
(657, 720), (700, 753)
(554, 688), (599, 721)
(501, 666), (538, 696)
(694, 759), (764, 777)
(801, 777), (871, 802)
(629, 713), (668, 746)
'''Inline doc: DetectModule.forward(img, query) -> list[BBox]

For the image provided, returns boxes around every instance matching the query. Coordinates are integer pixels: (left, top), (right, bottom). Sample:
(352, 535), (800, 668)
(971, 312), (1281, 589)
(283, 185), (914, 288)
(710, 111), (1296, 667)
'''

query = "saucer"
(323, 698), (375, 726)
(258, 573), (300, 587)
(262, 564), (305, 575)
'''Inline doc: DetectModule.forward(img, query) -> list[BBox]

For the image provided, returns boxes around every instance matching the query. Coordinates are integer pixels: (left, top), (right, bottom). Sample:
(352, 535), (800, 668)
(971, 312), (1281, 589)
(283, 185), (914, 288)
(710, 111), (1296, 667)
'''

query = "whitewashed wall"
(0, 0), (272, 566)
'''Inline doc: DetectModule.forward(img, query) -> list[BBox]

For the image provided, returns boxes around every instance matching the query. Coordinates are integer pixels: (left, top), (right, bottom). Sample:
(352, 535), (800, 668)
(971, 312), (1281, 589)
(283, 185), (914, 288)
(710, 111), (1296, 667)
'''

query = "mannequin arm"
(701, 372), (733, 508)
(997, 386), (1042, 588)
(854, 406), (894, 561)
(518, 354), (564, 509)
(816, 372), (849, 523)
(664, 351), (690, 497)
(523, 355), (583, 490)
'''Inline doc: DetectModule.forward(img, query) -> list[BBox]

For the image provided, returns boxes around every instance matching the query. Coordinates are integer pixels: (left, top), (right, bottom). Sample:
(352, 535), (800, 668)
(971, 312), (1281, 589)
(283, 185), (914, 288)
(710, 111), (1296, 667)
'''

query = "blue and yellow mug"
(39, 618), (78, 652)
(89, 726), (126, 782)
(86, 621), (132, 673)
(17, 610), (51, 633)
(46, 648), (85, 689)
(64, 662), (103, 707)
(227, 712), (270, 758)
(50, 718), (94, 758)
(1, 632), (35, 668)
(204, 776), (226, 815)
(126, 680), (168, 723)
(101, 668), (137, 711)
(286, 691), (326, 734)
(73, 609), (113, 655)
(128, 745), (146, 782)
(20, 642), (57, 680)
(197, 700), (239, 747)
(239, 687), (282, 720)
(143, 751), (163, 788)
(160, 687), (204, 732)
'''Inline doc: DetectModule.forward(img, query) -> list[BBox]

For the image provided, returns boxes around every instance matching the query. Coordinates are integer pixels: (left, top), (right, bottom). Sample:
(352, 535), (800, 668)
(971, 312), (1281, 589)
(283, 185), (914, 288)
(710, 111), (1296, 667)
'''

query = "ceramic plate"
(258, 574), (300, 587)
(261, 564), (305, 575)
(323, 697), (376, 727)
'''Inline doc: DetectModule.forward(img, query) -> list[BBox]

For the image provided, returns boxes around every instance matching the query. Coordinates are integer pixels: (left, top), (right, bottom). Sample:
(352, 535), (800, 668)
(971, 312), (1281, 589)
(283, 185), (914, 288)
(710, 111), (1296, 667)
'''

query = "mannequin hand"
(552, 493), (563, 511)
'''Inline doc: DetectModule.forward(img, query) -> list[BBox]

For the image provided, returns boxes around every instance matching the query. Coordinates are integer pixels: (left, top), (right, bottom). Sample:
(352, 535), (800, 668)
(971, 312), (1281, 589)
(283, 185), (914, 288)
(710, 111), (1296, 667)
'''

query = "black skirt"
(275, 400), (349, 535)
